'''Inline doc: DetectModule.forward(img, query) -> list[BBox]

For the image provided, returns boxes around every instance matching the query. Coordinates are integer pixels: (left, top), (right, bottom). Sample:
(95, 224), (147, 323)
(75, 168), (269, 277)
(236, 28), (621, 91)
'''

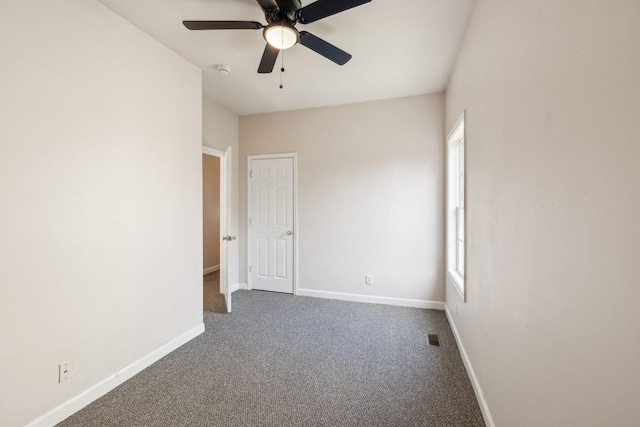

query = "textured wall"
(445, 0), (640, 425)
(0, 1), (202, 425)
(240, 94), (445, 302)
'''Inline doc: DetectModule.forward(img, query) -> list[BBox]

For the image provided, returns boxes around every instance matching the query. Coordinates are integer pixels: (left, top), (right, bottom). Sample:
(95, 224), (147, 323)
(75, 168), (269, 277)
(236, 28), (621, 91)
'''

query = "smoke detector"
(216, 65), (231, 75)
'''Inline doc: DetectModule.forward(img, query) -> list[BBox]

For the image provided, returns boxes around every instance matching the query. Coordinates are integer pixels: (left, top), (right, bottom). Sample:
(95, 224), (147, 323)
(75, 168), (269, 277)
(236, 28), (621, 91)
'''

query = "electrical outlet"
(59, 361), (73, 383)
(365, 274), (373, 285)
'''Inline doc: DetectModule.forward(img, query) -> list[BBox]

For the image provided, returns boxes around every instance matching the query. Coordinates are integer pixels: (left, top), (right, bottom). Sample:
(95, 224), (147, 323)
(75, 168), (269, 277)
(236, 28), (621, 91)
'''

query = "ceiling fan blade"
(183, 21), (263, 30)
(256, 0), (279, 10)
(297, 0), (371, 24)
(299, 31), (351, 65)
(258, 43), (280, 73)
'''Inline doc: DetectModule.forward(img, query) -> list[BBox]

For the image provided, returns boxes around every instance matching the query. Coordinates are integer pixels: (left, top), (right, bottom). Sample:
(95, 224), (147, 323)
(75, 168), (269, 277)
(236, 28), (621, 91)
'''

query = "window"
(447, 112), (465, 300)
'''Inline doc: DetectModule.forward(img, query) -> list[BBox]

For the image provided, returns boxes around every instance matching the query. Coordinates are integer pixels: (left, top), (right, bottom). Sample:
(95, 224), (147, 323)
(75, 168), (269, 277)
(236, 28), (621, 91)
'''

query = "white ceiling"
(97, 0), (475, 116)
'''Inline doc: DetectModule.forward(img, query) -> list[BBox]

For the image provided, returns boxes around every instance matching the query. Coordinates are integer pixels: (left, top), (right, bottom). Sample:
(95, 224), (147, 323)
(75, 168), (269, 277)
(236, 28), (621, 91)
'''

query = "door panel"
(258, 187), (269, 225)
(258, 238), (269, 277)
(250, 157), (294, 294)
(275, 238), (287, 279)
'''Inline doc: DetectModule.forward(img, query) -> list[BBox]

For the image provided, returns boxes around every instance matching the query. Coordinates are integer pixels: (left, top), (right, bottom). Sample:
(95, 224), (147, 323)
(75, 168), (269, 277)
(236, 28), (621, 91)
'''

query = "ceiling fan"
(183, 0), (372, 73)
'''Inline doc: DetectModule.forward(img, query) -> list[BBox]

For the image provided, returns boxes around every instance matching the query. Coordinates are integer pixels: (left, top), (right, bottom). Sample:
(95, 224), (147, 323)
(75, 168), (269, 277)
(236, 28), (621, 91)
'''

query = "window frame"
(446, 112), (466, 301)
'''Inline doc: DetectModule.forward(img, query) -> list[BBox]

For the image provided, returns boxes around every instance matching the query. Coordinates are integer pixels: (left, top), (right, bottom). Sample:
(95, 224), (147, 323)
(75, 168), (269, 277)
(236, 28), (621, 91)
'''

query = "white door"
(249, 156), (295, 293)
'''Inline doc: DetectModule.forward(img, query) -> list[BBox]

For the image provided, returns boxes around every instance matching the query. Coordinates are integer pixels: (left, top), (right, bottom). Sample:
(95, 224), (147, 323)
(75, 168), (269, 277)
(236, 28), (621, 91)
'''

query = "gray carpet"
(203, 271), (227, 314)
(58, 291), (485, 426)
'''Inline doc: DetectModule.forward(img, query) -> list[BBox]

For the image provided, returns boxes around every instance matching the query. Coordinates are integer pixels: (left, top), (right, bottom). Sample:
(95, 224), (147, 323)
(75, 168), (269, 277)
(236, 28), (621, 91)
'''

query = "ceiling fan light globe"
(264, 24), (298, 50)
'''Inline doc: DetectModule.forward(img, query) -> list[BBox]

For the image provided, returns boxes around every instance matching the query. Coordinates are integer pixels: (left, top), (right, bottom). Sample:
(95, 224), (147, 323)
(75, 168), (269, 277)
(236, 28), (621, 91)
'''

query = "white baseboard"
(203, 265), (220, 275)
(444, 305), (495, 427)
(237, 283), (249, 291)
(296, 288), (445, 310)
(26, 323), (205, 427)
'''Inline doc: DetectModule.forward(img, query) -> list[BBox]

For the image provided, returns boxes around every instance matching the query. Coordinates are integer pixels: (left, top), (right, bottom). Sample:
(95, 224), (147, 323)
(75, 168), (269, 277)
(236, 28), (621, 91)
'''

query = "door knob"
(222, 236), (236, 241)
(286, 230), (293, 236)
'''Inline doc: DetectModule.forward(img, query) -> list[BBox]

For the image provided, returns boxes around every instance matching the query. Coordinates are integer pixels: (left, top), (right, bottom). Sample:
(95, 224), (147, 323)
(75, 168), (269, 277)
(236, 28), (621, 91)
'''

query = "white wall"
(0, 1), (202, 426)
(240, 95), (445, 303)
(445, 0), (640, 425)
(203, 98), (241, 287)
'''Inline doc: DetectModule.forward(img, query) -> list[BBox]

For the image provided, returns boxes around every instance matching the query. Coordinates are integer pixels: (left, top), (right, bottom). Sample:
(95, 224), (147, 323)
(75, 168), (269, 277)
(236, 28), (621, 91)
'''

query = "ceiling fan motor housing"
(265, 0), (301, 24)
(278, 0), (302, 12)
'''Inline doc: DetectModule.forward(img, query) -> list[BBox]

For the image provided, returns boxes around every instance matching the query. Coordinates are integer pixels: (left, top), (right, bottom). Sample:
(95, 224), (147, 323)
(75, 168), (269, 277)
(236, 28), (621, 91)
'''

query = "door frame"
(246, 153), (298, 295)
(203, 145), (232, 311)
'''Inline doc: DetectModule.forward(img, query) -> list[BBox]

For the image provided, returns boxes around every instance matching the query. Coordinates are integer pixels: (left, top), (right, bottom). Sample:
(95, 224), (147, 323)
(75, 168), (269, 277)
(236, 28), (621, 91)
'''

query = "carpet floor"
(58, 291), (485, 426)
(203, 271), (227, 314)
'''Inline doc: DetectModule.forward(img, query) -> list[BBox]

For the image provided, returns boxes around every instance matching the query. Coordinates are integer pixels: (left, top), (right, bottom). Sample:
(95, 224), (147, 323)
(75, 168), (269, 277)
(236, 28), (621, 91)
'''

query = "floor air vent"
(427, 334), (440, 346)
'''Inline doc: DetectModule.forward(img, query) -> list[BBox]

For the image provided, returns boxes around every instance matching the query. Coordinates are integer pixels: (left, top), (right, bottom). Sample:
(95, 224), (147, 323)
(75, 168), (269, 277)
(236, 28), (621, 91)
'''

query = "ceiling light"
(264, 23), (298, 50)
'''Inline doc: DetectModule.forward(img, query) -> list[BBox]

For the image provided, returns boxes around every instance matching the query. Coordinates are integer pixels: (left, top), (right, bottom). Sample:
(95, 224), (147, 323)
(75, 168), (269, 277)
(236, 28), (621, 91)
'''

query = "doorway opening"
(203, 146), (232, 312)
(203, 153), (224, 312)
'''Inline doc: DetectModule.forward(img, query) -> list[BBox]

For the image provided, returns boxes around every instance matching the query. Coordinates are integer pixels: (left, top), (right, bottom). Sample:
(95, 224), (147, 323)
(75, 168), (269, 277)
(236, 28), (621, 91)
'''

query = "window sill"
(448, 270), (465, 302)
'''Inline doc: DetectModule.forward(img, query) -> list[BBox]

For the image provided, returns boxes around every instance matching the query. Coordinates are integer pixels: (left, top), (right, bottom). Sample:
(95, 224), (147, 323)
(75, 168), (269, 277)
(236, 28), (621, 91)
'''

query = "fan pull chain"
(279, 48), (285, 89)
